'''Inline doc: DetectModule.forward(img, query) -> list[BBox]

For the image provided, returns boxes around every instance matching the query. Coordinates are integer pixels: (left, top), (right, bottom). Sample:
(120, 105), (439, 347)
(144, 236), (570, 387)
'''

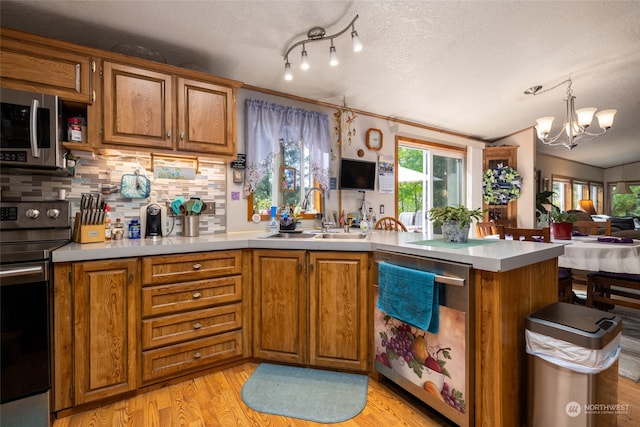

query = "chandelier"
(283, 15), (362, 81)
(524, 77), (617, 150)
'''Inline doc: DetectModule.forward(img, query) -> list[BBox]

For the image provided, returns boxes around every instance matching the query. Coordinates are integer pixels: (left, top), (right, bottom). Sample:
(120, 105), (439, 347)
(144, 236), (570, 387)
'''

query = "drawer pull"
(193, 322), (202, 330)
(193, 352), (202, 359)
(193, 263), (202, 270)
(192, 292), (202, 299)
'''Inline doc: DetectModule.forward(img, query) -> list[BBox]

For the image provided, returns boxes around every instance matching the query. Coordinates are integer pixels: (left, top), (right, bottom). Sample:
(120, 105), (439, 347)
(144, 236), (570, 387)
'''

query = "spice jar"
(67, 117), (83, 142)
(113, 218), (124, 240)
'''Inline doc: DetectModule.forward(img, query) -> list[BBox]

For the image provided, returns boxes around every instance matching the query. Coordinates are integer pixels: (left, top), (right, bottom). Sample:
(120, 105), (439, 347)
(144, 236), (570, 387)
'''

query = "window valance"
(243, 98), (331, 197)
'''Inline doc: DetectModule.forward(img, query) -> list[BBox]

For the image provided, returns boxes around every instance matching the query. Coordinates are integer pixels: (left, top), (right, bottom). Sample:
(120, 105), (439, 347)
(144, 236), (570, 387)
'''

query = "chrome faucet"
(302, 187), (334, 231)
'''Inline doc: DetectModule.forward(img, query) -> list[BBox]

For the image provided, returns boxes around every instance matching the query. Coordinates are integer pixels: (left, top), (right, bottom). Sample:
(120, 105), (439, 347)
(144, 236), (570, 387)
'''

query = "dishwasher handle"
(374, 260), (466, 287)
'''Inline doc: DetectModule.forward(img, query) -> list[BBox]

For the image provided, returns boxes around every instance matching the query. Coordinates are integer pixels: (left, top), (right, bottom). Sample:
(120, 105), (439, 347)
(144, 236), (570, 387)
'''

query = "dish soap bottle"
(268, 205), (278, 233)
(360, 211), (370, 233)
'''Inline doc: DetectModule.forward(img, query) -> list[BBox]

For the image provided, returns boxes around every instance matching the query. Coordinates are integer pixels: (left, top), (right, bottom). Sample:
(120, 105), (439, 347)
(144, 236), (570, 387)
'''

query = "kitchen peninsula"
(52, 231), (563, 427)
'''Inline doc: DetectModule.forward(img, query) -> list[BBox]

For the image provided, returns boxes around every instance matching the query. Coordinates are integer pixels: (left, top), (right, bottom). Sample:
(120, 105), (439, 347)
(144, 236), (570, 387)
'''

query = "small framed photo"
(281, 167), (296, 192)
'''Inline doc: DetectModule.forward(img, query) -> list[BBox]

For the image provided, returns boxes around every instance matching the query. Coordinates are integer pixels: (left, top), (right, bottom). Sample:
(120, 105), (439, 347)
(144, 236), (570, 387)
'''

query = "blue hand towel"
(377, 262), (439, 333)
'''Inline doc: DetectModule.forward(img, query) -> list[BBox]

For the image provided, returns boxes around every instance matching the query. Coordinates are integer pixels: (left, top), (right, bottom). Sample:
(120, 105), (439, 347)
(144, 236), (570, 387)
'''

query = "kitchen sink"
(264, 232), (318, 239)
(263, 231), (369, 240)
(317, 232), (369, 239)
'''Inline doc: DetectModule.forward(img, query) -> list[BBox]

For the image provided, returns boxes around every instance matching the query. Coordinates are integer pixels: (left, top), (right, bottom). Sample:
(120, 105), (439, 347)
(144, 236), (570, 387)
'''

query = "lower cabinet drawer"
(142, 330), (243, 382)
(142, 275), (241, 317)
(142, 303), (242, 349)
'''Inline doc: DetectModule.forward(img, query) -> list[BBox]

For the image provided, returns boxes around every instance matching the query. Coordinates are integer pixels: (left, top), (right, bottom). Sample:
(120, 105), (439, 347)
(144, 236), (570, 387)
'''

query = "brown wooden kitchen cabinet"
(253, 250), (307, 364)
(308, 252), (369, 371)
(53, 250), (250, 413)
(0, 27), (94, 103)
(102, 61), (237, 156)
(140, 250), (246, 382)
(176, 77), (236, 156)
(252, 250), (369, 371)
(71, 258), (140, 405)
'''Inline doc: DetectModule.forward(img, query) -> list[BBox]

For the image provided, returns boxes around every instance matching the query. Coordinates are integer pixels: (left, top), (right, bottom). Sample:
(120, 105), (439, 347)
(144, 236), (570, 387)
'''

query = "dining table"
(555, 235), (640, 275)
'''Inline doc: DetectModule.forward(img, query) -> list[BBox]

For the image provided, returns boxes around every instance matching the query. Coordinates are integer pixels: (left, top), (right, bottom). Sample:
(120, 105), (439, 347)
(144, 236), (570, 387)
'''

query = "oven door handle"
(0, 265), (44, 278)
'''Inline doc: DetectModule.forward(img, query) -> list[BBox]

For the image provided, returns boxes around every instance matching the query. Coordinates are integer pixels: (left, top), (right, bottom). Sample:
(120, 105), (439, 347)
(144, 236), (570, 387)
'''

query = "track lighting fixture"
(283, 15), (362, 80)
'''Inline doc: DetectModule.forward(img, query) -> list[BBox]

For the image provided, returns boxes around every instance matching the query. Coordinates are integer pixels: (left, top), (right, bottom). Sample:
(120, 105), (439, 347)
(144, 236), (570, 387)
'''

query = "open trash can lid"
(526, 302), (621, 349)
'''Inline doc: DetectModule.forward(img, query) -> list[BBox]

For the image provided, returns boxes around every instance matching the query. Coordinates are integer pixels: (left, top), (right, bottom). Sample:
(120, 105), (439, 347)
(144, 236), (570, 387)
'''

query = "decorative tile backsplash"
(1, 152), (227, 235)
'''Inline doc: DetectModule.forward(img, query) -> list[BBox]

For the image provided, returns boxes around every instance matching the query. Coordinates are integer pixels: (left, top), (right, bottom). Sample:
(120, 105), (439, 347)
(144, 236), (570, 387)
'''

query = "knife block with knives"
(73, 192), (107, 243)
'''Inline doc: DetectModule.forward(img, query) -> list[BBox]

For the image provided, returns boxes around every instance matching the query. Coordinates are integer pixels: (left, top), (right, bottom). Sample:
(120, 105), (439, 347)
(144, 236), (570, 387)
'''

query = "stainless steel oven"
(0, 200), (70, 427)
(0, 87), (69, 174)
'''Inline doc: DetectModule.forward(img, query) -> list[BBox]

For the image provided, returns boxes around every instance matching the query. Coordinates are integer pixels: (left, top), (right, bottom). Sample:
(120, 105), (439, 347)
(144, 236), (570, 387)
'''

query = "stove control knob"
(26, 208), (40, 219)
(47, 209), (61, 219)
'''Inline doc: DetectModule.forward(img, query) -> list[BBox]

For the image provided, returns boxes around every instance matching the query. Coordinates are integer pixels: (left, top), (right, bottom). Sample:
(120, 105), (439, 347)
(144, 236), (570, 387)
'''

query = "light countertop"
(52, 229), (564, 272)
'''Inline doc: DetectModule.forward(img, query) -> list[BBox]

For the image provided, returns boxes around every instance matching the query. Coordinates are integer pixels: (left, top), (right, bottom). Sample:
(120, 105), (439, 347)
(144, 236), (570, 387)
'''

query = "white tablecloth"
(556, 236), (640, 274)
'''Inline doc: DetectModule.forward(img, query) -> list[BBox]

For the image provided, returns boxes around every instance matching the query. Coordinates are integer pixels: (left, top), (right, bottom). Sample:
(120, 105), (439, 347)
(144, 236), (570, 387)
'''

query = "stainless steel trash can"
(526, 302), (621, 427)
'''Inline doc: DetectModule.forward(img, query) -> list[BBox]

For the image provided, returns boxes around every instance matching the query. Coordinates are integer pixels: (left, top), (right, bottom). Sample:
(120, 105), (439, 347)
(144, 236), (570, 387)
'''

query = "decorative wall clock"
(366, 128), (383, 150)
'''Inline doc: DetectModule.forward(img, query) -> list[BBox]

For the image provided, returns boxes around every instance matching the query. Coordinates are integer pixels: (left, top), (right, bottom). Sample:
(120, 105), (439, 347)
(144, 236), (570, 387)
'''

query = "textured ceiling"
(2, 0), (639, 168)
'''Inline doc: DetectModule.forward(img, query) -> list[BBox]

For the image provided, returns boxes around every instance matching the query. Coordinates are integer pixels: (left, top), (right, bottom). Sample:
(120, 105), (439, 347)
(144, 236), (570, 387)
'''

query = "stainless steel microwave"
(1, 87), (69, 174)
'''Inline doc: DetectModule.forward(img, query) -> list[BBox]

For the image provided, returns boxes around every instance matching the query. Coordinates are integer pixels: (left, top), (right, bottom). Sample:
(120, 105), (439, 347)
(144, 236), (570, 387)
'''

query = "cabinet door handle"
(192, 292), (201, 299)
(193, 352), (201, 359)
(193, 322), (202, 329)
(180, 131), (185, 139)
(193, 263), (202, 270)
(166, 130), (172, 138)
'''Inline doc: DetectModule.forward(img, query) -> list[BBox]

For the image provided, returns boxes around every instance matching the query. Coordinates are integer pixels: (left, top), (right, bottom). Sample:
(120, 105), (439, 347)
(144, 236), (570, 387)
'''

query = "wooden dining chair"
(573, 220), (612, 236)
(475, 222), (497, 238)
(498, 225), (573, 303)
(375, 216), (408, 232)
(493, 218), (517, 228)
(497, 226), (551, 242)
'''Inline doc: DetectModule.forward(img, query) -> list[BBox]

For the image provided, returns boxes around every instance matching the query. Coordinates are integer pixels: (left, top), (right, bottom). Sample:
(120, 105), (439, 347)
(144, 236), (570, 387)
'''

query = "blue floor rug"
(241, 363), (369, 423)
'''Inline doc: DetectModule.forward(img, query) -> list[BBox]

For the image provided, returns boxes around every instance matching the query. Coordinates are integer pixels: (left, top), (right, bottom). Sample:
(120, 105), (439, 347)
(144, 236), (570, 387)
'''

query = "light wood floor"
(53, 362), (639, 427)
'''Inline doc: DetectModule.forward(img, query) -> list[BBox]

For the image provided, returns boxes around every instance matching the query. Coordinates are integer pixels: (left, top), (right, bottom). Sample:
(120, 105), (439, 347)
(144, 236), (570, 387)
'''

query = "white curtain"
(243, 98), (331, 197)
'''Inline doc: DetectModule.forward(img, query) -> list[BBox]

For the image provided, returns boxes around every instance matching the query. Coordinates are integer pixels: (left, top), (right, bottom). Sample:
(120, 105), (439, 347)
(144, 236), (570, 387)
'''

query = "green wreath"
(482, 164), (522, 205)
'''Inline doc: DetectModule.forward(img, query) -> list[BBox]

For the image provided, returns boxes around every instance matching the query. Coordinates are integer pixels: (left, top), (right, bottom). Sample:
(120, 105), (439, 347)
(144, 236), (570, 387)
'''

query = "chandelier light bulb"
(564, 121), (582, 138)
(284, 61), (293, 80)
(329, 43), (339, 66)
(300, 47), (310, 70)
(595, 109), (617, 129)
(576, 107), (597, 127)
(535, 117), (555, 136)
(351, 30), (363, 52)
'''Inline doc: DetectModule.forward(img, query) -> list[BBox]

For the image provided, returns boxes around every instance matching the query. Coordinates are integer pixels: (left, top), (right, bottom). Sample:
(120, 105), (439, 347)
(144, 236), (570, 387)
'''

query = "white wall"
(227, 89), (488, 232)
(493, 128), (537, 228)
(536, 153), (605, 185)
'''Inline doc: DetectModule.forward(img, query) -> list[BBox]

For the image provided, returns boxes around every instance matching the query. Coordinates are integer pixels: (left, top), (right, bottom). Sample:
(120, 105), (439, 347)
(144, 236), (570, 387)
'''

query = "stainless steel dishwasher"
(373, 250), (473, 427)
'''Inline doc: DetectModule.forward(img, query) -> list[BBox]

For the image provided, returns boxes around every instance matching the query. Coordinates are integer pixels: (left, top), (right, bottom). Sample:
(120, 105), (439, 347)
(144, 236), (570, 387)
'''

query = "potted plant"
(428, 205), (484, 243)
(545, 210), (576, 240)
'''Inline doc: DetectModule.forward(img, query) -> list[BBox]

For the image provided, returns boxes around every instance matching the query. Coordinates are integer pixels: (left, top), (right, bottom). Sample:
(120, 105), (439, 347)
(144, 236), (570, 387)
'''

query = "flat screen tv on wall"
(339, 158), (376, 191)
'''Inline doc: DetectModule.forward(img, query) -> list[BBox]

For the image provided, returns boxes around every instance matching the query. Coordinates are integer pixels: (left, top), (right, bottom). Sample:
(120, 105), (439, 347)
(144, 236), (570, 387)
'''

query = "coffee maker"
(139, 191), (168, 238)
(145, 204), (163, 238)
